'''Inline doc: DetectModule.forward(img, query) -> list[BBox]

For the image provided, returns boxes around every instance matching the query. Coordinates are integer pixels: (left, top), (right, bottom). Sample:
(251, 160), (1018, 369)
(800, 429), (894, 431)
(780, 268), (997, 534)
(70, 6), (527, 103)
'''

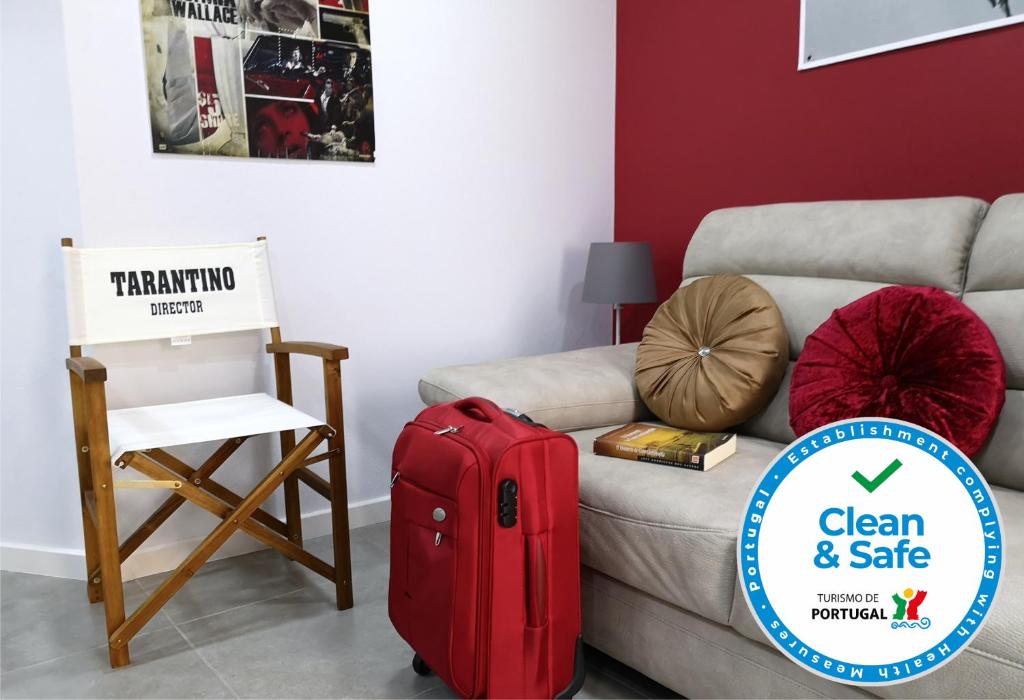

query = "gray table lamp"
(582, 242), (657, 344)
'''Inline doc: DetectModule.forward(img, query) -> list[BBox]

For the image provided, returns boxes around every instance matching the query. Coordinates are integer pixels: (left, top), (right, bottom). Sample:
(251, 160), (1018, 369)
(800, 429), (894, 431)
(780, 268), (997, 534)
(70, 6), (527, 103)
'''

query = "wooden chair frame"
(62, 237), (354, 668)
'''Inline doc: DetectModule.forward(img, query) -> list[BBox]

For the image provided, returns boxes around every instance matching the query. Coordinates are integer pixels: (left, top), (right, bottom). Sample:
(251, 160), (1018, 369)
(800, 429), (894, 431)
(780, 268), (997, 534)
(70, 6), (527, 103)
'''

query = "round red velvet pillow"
(790, 286), (1005, 456)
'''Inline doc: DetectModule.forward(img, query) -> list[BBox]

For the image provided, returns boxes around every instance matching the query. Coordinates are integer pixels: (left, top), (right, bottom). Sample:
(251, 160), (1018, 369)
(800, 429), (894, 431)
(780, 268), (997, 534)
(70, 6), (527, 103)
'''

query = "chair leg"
(273, 352), (304, 547)
(283, 474), (303, 546)
(324, 359), (354, 610)
(80, 490), (104, 604)
(69, 371), (103, 603)
(84, 382), (130, 668)
(328, 449), (354, 610)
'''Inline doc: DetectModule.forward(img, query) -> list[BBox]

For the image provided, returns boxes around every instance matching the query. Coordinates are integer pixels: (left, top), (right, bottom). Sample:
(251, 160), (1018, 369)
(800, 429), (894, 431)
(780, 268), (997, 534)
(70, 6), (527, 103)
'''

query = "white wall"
(1, 0), (89, 573)
(1, 0), (616, 578)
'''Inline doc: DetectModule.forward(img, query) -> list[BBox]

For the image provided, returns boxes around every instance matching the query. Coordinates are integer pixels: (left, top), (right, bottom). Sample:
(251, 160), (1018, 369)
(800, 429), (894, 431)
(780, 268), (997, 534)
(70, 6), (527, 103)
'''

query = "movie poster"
(140, 0), (374, 161)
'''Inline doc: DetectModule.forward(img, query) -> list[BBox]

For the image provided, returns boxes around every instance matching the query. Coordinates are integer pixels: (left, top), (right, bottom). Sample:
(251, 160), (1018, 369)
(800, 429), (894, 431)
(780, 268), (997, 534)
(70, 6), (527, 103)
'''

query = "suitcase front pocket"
(406, 521), (455, 601)
(391, 477), (459, 680)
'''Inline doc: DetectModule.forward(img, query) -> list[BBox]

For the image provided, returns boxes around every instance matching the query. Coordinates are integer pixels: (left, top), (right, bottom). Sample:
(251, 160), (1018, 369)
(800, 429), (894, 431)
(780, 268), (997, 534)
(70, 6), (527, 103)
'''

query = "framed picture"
(140, 0), (374, 162)
(799, 0), (1024, 70)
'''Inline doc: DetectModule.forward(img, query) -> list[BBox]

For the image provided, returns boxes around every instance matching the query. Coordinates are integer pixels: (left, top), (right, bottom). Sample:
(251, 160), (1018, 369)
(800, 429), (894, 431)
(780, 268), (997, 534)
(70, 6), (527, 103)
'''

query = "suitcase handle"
(453, 397), (503, 423)
(525, 534), (548, 627)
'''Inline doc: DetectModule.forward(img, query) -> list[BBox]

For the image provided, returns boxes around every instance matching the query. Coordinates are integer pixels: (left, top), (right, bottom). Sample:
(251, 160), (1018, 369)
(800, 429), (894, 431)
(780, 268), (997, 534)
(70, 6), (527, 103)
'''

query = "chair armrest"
(266, 341), (349, 361)
(66, 356), (108, 383)
(418, 343), (650, 432)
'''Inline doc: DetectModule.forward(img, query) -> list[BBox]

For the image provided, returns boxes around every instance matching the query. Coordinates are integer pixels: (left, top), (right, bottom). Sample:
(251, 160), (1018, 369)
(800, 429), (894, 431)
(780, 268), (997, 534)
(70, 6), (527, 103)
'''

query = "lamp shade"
(581, 242), (657, 305)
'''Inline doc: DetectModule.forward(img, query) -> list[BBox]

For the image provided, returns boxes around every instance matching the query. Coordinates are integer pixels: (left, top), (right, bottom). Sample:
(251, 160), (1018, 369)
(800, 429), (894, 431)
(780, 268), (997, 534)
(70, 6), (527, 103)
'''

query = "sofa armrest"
(418, 343), (650, 432)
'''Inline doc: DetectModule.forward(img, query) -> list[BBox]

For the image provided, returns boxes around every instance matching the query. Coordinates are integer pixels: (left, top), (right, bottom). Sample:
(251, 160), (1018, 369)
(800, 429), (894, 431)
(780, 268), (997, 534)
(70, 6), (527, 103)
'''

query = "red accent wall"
(615, 1), (1024, 342)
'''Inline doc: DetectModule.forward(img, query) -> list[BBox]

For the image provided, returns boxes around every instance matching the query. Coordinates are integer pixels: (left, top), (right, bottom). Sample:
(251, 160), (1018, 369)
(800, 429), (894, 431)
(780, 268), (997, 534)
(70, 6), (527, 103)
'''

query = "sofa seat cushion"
(729, 484), (1024, 698)
(569, 425), (785, 626)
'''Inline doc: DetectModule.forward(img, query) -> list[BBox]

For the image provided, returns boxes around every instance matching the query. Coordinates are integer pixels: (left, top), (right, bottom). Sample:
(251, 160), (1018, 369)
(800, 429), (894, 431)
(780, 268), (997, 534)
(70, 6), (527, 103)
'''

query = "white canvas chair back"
(61, 240), (316, 462)
(63, 240), (278, 345)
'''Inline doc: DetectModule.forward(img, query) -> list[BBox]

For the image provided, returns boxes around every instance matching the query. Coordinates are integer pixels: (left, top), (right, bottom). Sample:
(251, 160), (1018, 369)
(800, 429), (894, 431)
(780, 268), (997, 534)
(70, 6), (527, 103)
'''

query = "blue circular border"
(738, 418), (1003, 686)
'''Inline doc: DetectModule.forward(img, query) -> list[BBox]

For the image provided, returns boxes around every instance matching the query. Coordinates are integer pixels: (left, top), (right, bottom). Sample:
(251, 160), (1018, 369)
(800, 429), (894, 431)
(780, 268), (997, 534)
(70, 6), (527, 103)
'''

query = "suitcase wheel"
(412, 653), (432, 676)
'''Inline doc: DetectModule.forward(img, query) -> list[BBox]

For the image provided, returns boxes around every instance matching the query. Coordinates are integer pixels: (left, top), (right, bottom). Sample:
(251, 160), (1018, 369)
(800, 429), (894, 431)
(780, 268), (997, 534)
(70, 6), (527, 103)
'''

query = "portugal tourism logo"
(738, 419), (1003, 686)
(891, 587), (929, 629)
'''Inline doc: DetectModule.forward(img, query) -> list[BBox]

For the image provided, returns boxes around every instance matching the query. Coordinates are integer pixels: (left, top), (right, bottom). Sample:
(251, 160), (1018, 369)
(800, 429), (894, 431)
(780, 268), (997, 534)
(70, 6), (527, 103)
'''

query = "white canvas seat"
(107, 393), (325, 462)
(61, 238), (354, 669)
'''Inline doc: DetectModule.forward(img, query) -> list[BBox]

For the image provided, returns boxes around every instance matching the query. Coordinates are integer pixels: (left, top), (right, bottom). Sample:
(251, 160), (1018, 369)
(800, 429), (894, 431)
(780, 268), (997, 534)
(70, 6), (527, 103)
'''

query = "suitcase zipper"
(421, 424), (468, 548)
(410, 418), (493, 696)
(390, 469), (444, 544)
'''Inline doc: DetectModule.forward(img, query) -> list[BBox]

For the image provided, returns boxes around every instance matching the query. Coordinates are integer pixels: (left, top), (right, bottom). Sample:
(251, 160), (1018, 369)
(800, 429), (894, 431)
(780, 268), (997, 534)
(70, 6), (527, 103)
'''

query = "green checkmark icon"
(852, 459), (903, 493)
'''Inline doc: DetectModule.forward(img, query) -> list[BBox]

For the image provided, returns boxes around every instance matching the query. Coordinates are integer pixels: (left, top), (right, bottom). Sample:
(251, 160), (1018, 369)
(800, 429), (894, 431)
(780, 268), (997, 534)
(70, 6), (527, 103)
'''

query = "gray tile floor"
(1, 523), (678, 699)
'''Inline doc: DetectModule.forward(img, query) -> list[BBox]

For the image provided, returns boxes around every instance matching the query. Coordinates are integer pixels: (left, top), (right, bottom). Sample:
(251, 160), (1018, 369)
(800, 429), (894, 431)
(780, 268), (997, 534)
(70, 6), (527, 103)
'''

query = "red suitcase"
(388, 397), (585, 699)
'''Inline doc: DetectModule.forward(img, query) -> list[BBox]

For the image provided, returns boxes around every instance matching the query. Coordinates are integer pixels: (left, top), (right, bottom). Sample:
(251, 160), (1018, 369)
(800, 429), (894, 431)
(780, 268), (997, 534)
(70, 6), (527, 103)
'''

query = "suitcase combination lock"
(498, 479), (518, 528)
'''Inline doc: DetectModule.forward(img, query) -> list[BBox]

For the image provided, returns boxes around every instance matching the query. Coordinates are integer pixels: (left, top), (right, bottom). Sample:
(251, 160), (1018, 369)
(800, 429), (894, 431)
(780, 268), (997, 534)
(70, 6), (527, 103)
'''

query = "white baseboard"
(0, 495), (390, 582)
(0, 543), (86, 581)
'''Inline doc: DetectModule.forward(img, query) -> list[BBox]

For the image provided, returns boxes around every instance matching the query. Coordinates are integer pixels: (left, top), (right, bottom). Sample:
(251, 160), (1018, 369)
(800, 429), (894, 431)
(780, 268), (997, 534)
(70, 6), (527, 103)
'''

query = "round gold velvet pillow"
(635, 274), (789, 431)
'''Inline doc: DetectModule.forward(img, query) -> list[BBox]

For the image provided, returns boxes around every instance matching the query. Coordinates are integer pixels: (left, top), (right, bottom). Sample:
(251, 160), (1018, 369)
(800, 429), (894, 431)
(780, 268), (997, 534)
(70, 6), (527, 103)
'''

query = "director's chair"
(61, 237), (353, 668)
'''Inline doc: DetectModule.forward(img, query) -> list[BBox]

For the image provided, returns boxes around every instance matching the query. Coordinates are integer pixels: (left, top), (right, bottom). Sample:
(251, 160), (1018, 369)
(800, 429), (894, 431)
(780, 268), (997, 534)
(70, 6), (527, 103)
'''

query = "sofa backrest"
(681, 196), (993, 461)
(962, 194), (1024, 490)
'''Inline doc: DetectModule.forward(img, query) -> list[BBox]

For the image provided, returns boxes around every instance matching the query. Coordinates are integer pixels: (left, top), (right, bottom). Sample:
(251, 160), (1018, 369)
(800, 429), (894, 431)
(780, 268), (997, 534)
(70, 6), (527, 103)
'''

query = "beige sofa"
(419, 195), (1024, 699)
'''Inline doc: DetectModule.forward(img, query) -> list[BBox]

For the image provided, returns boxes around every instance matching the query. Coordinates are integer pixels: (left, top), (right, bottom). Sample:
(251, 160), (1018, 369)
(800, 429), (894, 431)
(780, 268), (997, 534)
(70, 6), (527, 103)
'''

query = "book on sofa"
(593, 423), (736, 471)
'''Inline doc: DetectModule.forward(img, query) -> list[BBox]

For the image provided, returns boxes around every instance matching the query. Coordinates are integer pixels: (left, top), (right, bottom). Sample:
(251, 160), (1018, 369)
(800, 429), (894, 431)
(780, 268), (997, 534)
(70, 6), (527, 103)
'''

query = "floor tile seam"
(0, 581), (166, 676)
(408, 678), (447, 698)
(166, 613), (240, 699)
(172, 585), (309, 627)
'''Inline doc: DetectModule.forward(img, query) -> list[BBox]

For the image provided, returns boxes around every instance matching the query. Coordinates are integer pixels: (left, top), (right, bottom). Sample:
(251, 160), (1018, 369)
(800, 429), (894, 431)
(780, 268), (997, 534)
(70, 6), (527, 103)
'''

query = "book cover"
(593, 423), (737, 471)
